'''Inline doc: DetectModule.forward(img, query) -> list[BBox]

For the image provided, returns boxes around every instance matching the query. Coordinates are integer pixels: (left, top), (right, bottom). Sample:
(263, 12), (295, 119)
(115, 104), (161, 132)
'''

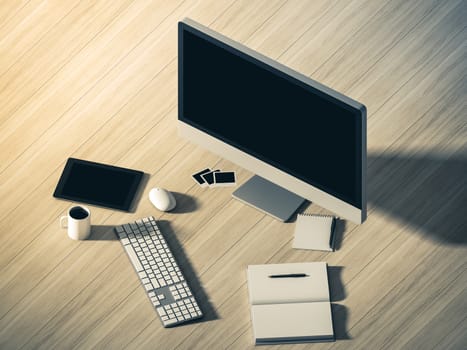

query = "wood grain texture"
(0, 0), (466, 349)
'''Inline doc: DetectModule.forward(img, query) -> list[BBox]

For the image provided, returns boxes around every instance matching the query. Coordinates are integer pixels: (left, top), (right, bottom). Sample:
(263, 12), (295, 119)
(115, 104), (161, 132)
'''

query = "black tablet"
(53, 158), (144, 211)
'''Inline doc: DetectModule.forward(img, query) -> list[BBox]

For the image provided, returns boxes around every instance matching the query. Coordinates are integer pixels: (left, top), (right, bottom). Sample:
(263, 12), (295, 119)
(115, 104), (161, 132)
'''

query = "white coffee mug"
(60, 206), (91, 240)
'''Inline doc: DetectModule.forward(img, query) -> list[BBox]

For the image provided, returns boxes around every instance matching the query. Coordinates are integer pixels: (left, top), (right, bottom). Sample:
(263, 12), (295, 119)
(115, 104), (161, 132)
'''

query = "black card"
(201, 170), (220, 186)
(192, 168), (212, 186)
(213, 171), (236, 186)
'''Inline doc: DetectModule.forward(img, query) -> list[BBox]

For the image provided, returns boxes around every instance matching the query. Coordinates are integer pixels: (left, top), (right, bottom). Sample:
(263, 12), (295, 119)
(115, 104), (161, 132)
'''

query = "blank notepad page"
(292, 214), (335, 252)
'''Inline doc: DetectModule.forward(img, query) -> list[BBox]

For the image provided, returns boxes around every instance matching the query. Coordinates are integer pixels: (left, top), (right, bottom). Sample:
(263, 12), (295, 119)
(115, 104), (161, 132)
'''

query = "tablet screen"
(53, 158), (144, 211)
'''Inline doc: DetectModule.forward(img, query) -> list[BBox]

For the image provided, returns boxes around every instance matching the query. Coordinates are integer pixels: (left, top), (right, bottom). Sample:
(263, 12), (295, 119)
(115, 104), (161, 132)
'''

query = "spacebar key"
(124, 245), (143, 272)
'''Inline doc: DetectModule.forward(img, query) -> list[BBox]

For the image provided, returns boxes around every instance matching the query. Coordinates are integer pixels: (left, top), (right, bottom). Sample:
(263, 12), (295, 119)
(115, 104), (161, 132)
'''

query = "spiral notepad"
(292, 214), (336, 252)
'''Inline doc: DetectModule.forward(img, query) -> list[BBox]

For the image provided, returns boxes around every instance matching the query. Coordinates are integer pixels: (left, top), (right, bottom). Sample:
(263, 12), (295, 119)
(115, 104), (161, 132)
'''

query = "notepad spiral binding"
(298, 213), (336, 219)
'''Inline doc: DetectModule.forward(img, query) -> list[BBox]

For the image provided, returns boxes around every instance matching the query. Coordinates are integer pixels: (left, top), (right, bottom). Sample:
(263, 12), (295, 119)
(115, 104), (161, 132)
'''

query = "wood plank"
(313, 0), (443, 93)
(392, 266), (467, 349)
(0, 0), (133, 125)
(278, 0), (387, 75)
(179, 11), (467, 349)
(332, 244), (466, 349)
(0, 0), (35, 33)
(0, 0), (192, 261)
(0, 1), (82, 77)
(366, 28), (466, 150)
(3, 0), (292, 347)
(0, 0), (175, 170)
(0, 0), (465, 349)
(434, 315), (467, 350)
(347, 0), (466, 109)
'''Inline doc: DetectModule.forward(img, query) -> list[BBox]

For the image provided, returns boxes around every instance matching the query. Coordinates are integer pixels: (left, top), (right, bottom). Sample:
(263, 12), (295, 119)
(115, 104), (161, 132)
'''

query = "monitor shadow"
(368, 153), (466, 244)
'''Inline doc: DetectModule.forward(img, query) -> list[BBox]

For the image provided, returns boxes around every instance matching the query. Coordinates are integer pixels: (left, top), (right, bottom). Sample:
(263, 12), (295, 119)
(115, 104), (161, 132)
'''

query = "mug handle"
(60, 216), (68, 229)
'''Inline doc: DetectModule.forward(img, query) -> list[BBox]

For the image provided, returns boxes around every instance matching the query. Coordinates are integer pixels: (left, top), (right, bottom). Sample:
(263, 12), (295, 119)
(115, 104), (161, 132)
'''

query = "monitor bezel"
(178, 18), (366, 223)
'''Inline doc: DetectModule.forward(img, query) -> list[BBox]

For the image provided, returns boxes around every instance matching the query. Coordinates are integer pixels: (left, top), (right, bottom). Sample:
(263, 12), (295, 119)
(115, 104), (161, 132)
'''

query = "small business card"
(212, 171), (236, 187)
(192, 168), (212, 187)
(201, 169), (221, 187)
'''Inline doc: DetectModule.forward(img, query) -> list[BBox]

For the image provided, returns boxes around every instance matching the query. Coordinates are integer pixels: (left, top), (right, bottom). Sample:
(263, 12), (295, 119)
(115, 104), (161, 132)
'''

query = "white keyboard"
(115, 217), (203, 327)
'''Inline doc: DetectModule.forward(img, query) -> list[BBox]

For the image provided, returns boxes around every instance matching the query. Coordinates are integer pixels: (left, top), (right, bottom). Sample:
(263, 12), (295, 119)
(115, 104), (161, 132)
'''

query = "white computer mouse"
(149, 188), (176, 212)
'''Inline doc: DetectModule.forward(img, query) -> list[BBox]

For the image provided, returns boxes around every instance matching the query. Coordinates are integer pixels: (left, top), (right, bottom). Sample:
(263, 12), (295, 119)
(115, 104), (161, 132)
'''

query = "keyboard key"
(150, 278), (160, 289)
(123, 245), (143, 272)
(164, 318), (178, 326)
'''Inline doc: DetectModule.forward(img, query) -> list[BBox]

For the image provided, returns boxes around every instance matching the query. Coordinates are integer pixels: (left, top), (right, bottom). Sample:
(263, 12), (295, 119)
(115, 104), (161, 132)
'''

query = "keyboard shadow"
(157, 220), (219, 324)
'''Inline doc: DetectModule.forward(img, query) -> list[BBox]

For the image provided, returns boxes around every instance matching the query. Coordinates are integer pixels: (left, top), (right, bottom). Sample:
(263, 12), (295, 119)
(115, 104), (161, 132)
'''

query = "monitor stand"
(232, 175), (305, 222)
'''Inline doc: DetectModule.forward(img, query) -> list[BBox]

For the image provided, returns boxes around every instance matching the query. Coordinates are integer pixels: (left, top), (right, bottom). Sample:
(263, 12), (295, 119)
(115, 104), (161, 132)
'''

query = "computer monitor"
(178, 18), (367, 224)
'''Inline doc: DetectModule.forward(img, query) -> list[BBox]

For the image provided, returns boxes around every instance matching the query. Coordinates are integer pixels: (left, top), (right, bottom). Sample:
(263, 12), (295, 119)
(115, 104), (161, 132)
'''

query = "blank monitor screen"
(179, 24), (363, 209)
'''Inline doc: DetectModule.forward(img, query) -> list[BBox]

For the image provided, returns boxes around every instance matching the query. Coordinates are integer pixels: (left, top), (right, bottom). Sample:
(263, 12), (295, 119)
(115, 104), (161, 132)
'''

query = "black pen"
(269, 273), (309, 278)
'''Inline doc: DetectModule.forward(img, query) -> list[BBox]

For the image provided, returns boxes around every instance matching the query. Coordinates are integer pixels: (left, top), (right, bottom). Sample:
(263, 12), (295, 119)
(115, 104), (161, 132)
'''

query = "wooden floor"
(1, 0), (466, 349)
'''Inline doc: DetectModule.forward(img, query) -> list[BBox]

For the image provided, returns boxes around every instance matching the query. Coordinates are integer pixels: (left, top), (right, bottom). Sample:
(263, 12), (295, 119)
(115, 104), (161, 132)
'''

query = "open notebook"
(247, 262), (334, 345)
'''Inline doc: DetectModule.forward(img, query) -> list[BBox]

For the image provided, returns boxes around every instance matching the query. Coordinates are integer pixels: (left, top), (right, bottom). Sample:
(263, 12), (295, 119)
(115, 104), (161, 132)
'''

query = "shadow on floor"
(332, 304), (351, 340)
(170, 192), (200, 214)
(329, 266), (346, 302)
(332, 219), (347, 251)
(87, 225), (118, 240)
(367, 152), (466, 244)
(129, 173), (150, 213)
(328, 266), (351, 340)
